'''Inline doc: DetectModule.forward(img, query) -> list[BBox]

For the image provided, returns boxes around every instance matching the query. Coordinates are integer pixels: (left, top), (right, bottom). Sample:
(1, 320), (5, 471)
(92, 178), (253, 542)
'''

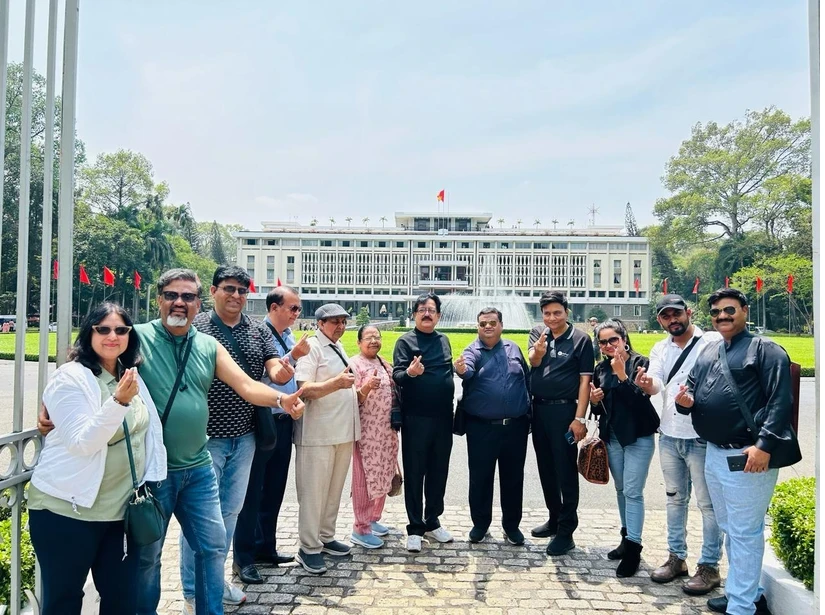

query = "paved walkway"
(155, 501), (725, 615)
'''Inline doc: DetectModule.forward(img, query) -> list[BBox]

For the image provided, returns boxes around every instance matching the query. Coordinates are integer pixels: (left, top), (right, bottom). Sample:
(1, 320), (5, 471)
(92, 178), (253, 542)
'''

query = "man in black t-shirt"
(528, 291), (594, 556)
(392, 293), (455, 553)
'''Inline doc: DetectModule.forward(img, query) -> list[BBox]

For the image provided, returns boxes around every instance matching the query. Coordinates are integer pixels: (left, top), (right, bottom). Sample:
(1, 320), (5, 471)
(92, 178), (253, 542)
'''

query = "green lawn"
(0, 330), (814, 368)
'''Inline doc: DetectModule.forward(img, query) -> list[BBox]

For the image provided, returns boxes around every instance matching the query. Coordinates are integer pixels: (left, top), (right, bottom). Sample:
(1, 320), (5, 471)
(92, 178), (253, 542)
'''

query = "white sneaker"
(181, 598), (195, 615)
(223, 580), (247, 605)
(406, 535), (422, 552)
(425, 527), (454, 543)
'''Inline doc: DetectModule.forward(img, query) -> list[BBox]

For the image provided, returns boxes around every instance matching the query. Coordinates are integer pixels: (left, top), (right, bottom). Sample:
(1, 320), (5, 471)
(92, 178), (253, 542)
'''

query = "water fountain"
(438, 256), (535, 329)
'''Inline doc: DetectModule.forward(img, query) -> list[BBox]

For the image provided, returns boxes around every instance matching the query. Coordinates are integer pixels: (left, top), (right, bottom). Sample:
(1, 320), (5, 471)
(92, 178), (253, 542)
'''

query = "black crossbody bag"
(718, 344), (801, 469)
(210, 312), (278, 451)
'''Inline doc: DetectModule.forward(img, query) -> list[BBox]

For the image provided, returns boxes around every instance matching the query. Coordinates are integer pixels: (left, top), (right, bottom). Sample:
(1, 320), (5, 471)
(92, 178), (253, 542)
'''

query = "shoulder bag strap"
(122, 418), (139, 491)
(665, 335), (701, 385)
(160, 335), (193, 427)
(327, 343), (350, 369)
(210, 310), (254, 376)
(265, 319), (290, 355)
(717, 343), (759, 444)
(461, 347), (494, 394)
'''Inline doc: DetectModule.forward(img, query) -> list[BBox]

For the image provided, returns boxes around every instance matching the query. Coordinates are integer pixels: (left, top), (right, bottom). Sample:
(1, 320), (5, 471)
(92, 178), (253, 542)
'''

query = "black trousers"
(401, 413), (453, 536)
(466, 415), (529, 533)
(29, 508), (139, 615)
(233, 415), (294, 567)
(531, 400), (580, 536)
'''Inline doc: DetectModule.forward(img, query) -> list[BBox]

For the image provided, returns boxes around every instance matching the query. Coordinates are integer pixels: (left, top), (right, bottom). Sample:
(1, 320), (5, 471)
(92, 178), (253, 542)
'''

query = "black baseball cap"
(656, 294), (688, 315)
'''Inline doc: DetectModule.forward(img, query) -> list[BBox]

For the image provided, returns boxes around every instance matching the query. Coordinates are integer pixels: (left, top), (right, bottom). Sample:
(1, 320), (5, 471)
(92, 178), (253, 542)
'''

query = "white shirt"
(647, 326), (722, 439)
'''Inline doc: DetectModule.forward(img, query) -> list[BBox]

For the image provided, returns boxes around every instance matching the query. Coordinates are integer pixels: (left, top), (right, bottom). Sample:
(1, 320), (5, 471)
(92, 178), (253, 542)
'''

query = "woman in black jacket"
(589, 318), (659, 577)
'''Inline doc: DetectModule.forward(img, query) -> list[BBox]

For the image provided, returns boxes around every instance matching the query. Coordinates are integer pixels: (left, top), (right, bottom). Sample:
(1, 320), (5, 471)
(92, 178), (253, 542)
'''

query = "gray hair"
(156, 268), (202, 296)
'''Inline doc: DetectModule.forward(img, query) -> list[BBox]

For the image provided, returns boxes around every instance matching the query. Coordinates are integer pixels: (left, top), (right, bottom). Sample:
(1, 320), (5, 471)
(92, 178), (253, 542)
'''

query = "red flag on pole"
(134, 270), (142, 290)
(634, 277), (640, 293)
(756, 277), (763, 293)
(249, 279), (257, 293)
(277, 277), (282, 287)
(692, 277), (700, 294)
(662, 278), (668, 294)
(103, 266), (115, 287)
(79, 265), (91, 285)
(787, 274), (794, 294)
(724, 276), (730, 288)
(436, 189), (445, 202)
(52, 260), (59, 280)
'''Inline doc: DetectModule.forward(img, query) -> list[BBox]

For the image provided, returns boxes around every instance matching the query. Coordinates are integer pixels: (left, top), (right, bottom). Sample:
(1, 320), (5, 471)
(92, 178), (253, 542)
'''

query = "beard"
(166, 313), (189, 327)
(668, 322), (687, 336)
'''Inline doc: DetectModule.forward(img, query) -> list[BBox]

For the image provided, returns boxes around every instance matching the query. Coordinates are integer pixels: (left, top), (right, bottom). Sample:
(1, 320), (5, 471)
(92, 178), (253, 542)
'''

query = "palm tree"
(551, 218), (559, 230)
(362, 217), (370, 227)
(379, 216), (387, 228)
(533, 219), (541, 230)
(310, 217), (318, 227)
(345, 217), (352, 227)
(497, 218), (504, 228)
(567, 219), (575, 230)
(516, 219), (522, 229)
(329, 217), (335, 226)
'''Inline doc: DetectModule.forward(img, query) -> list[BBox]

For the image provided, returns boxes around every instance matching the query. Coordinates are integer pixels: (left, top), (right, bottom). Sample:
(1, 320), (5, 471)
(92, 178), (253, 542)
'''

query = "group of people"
(28, 265), (798, 615)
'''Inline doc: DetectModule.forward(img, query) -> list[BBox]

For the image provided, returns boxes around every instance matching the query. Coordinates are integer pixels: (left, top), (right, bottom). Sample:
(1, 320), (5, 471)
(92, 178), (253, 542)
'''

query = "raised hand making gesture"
(406, 355), (425, 377)
(454, 355), (467, 376)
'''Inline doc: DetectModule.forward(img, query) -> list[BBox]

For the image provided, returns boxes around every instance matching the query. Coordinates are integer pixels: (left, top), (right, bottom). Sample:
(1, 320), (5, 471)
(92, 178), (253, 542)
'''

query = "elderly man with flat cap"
(292, 303), (361, 574)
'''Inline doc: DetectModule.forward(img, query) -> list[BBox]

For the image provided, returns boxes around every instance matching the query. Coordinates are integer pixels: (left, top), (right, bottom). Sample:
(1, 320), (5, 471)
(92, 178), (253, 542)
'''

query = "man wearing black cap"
(292, 303), (360, 574)
(634, 294), (723, 595)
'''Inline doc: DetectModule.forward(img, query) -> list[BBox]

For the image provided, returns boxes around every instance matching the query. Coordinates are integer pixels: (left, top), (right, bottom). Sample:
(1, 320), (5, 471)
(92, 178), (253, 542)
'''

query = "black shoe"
(232, 563), (263, 585)
(468, 526), (487, 543)
(707, 595), (771, 614)
(531, 518), (559, 538)
(503, 528), (525, 546)
(255, 550), (295, 566)
(607, 527), (627, 560)
(546, 533), (575, 556)
(615, 539), (642, 578)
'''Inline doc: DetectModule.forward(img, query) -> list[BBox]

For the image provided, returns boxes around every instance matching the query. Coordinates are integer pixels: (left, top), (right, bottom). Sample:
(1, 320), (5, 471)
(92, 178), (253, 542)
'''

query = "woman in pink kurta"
(349, 325), (400, 548)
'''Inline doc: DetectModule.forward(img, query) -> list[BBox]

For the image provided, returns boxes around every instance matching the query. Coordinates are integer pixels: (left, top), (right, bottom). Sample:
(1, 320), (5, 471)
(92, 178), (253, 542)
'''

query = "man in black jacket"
(393, 293), (455, 553)
(675, 287), (798, 615)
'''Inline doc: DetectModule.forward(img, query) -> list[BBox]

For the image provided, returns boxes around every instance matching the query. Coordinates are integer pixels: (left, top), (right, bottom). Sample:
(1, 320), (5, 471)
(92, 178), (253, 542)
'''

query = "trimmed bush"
(0, 511), (36, 608)
(768, 476), (815, 590)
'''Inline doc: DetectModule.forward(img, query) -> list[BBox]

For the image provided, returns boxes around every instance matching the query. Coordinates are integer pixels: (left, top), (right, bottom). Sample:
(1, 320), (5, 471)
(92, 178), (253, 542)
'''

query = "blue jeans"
(659, 434), (722, 565)
(136, 464), (226, 615)
(606, 433), (655, 544)
(704, 444), (777, 615)
(181, 433), (256, 597)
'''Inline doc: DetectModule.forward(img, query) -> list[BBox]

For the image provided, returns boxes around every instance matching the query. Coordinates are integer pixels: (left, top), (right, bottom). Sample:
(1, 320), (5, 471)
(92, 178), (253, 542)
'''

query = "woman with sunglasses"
(28, 303), (167, 614)
(588, 318), (659, 578)
(348, 325), (400, 549)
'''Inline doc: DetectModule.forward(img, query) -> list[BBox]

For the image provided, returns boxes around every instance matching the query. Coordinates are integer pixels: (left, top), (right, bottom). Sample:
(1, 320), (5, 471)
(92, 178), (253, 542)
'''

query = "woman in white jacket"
(28, 302), (167, 615)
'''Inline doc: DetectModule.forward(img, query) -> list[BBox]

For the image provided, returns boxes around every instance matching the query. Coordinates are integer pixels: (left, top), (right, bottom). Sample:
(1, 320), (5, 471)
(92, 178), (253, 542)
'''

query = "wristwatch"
(275, 394), (283, 409)
(112, 395), (129, 407)
(574, 417), (586, 424)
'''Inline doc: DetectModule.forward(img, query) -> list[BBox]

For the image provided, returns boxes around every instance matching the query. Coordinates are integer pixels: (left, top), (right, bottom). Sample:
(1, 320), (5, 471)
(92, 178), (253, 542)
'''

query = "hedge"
(0, 511), (36, 608)
(768, 476), (815, 590)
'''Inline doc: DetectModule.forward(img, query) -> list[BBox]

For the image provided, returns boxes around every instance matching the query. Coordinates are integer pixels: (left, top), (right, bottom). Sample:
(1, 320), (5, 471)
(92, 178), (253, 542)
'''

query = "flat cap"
(656, 294), (688, 314)
(315, 303), (349, 320)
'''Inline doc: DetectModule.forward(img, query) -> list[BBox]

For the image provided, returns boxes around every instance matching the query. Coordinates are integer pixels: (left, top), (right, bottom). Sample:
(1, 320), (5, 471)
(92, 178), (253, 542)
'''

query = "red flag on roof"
(787, 274), (794, 294)
(692, 277), (700, 294)
(52, 260), (59, 280)
(277, 278), (282, 287)
(436, 189), (445, 202)
(134, 270), (142, 290)
(756, 277), (763, 293)
(662, 278), (668, 294)
(249, 279), (256, 293)
(79, 265), (91, 285)
(103, 267), (115, 287)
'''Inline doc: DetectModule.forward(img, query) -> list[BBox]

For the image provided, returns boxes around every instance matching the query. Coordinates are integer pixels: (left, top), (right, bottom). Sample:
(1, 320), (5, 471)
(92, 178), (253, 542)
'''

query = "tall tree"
(79, 149), (158, 219)
(654, 107), (810, 245)
(624, 202), (639, 236)
(206, 220), (228, 265)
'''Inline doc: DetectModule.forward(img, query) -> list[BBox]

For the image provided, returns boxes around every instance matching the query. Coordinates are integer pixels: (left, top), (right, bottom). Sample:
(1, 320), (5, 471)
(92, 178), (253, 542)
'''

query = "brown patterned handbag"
(577, 407), (610, 485)
(388, 461), (403, 497)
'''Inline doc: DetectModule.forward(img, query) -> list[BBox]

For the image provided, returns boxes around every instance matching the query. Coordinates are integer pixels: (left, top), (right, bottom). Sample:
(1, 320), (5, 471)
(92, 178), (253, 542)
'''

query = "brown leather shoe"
(682, 564), (721, 595)
(650, 553), (688, 583)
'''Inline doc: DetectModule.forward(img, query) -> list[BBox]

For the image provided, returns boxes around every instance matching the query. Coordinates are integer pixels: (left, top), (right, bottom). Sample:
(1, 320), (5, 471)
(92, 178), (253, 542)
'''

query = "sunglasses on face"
(218, 285), (249, 296)
(285, 305), (302, 314)
(92, 325), (132, 336)
(709, 306), (738, 318)
(478, 320), (500, 328)
(598, 336), (622, 346)
(161, 291), (199, 303)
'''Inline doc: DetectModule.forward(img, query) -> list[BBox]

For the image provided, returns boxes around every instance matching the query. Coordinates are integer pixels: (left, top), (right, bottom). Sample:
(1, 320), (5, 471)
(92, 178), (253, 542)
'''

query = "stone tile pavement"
(155, 501), (726, 615)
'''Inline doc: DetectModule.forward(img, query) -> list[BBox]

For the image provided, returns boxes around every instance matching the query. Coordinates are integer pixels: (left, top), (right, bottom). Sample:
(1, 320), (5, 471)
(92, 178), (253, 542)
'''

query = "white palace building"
(234, 212), (652, 328)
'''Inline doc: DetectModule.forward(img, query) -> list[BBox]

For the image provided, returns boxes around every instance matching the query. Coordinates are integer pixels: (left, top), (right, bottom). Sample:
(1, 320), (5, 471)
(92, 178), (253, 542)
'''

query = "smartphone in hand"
(726, 454), (747, 472)
(565, 430), (576, 445)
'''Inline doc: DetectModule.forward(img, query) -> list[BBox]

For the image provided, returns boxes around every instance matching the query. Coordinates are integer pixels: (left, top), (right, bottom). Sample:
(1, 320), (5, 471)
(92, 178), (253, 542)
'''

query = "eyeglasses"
(161, 291), (199, 303)
(285, 305), (302, 314)
(478, 320), (499, 328)
(416, 308), (438, 315)
(218, 285), (249, 296)
(361, 335), (381, 342)
(598, 336), (622, 346)
(324, 319), (348, 327)
(709, 306), (738, 318)
(92, 325), (132, 336)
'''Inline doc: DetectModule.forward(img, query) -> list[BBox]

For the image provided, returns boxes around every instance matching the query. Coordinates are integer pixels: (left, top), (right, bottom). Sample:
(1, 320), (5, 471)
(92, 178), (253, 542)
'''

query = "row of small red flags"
(662, 276), (795, 295)
(52, 261), (277, 293)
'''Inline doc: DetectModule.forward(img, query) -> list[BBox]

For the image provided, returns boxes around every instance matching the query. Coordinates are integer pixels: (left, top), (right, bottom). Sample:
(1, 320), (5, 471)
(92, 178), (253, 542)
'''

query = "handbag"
(577, 406), (610, 485)
(718, 344), (802, 469)
(210, 311), (278, 451)
(388, 461), (403, 497)
(122, 419), (165, 546)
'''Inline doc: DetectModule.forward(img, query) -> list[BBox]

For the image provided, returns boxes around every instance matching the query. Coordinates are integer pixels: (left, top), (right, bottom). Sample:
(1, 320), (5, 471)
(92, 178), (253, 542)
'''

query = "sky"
(7, 1), (813, 232)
